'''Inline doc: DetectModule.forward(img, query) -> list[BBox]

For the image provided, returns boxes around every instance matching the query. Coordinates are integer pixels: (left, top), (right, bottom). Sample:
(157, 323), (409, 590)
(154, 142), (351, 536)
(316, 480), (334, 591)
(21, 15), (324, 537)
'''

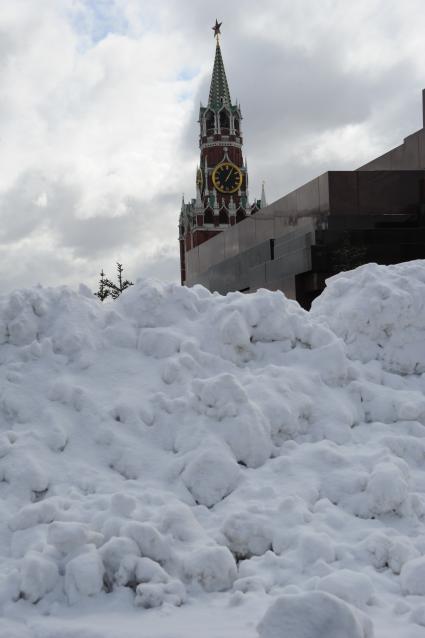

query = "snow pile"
(257, 591), (373, 638)
(311, 261), (425, 374)
(0, 262), (425, 637)
(401, 556), (425, 595)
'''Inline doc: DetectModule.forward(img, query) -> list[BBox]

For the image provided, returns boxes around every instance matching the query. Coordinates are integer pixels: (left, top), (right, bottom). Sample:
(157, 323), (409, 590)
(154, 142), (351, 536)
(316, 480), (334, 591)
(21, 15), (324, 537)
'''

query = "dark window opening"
(206, 112), (215, 134)
(219, 209), (228, 224)
(204, 209), (214, 224)
(219, 110), (230, 133)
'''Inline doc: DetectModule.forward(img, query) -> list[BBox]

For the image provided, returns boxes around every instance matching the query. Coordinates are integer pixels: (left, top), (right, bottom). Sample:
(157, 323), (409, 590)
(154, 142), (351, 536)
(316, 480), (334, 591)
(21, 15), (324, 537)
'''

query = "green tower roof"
(208, 40), (231, 111)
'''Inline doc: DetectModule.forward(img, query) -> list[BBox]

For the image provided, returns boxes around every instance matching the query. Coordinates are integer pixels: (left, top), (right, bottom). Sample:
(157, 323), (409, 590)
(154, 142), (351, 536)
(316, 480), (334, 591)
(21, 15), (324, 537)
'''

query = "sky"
(0, 0), (424, 292)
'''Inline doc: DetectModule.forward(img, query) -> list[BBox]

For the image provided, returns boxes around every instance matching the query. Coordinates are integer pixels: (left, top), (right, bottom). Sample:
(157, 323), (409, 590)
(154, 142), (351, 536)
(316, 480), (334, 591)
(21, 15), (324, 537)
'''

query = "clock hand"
(225, 168), (233, 183)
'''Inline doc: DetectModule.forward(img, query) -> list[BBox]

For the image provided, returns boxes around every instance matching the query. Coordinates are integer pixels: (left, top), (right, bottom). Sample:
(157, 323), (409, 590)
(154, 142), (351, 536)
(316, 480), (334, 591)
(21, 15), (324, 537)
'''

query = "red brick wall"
(192, 229), (222, 248)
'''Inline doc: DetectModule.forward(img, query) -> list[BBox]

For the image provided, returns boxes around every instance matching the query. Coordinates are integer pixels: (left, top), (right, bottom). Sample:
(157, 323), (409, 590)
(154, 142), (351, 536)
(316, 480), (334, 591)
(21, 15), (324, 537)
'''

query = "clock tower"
(179, 21), (262, 285)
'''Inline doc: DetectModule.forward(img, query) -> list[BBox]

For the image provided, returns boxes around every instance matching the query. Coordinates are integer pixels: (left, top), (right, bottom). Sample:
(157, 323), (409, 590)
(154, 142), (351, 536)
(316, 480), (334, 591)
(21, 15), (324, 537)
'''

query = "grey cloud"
(134, 245), (180, 283)
(0, 171), (180, 264)
(184, 24), (416, 153)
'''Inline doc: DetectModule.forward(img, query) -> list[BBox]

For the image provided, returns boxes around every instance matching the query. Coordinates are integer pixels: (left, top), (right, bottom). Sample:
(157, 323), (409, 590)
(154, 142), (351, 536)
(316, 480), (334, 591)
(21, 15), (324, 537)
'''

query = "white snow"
(181, 448), (241, 507)
(19, 552), (59, 604)
(1, 262), (425, 636)
(311, 261), (425, 374)
(257, 591), (373, 638)
(65, 550), (104, 604)
(401, 556), (425, 595)
(316, 569), (374, 608)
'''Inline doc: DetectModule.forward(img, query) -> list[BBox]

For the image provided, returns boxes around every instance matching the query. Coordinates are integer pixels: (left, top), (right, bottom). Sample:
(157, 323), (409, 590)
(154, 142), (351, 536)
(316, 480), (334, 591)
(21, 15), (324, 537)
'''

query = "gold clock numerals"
(212, 162), (243, 194)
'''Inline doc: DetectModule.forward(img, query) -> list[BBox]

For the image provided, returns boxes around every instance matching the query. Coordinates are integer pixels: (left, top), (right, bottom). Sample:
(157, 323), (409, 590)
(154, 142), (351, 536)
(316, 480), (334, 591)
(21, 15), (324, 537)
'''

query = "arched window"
(205, 111), (215, 134)
(234, 118), (240, 134)
(219, 109), (230, 133)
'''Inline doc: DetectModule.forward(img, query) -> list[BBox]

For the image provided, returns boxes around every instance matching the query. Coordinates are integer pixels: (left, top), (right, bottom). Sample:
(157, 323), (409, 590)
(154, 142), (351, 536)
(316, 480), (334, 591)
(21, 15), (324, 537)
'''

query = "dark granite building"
(184, 168), (425, 308)
(180, 30), (425, 308)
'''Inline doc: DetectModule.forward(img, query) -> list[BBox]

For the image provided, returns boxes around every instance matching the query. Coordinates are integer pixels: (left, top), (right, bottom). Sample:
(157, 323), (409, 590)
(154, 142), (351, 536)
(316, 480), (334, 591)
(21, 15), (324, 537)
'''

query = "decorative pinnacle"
(212, 19), (222, 44)
(261, 181), (267, 208)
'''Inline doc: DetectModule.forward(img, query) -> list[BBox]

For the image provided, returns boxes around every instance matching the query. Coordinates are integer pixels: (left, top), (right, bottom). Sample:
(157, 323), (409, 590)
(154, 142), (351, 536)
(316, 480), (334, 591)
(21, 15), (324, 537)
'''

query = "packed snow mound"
(1, 263), (425, 637)
(257, 591), (373, 638)
(401, 556), (425, 595)
(311, 261), (425, 373)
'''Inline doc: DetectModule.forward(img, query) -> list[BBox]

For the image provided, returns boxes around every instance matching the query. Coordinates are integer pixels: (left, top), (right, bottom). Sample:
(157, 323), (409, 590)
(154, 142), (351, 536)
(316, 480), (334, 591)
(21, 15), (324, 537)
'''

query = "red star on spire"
(212, 20), (222, 38)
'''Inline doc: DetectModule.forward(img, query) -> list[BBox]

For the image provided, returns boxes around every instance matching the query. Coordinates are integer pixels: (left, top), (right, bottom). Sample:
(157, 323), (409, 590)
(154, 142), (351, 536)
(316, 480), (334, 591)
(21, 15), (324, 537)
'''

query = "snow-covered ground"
(1, 261), (425, 637)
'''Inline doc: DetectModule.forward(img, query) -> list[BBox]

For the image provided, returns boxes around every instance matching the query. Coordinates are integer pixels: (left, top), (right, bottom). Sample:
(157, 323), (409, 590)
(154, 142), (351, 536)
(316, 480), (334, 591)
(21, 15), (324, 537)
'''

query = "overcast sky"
(1, 0), (424, 292)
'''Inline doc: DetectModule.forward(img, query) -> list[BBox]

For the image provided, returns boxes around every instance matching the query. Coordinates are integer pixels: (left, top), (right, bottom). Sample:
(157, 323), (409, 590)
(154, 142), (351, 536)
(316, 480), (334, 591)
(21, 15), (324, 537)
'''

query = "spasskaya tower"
(179, 21), (263, 285)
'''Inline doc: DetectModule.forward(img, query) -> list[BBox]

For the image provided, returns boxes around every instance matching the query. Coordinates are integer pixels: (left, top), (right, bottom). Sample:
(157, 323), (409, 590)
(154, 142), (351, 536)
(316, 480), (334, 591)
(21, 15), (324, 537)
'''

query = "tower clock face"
(212, 162), (243, 194)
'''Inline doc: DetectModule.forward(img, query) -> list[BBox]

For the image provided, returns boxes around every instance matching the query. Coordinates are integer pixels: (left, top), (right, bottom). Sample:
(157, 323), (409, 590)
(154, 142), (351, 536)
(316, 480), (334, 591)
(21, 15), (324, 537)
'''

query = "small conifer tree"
(95, 263), (133, 301)
(94, 269), (110, 301)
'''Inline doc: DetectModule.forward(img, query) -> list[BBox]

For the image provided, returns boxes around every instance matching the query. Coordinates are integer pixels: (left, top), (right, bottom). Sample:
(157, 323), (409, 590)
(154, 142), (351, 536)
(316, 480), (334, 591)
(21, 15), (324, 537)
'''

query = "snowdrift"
(1, 261), (425, 637)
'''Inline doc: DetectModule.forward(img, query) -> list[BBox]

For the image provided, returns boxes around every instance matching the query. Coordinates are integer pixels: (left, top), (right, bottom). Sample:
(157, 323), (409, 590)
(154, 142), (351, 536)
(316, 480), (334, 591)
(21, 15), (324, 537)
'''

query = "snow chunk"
(222, 511), (272, 559)
(120, 522), (171, 564)
(99, 536), (140, 584)
(8, 314), (38, 346)
(257, 591), (373, 638)
(192, 373), (247, 420)
(401, 556), (425, 595)
(192, 374), (271, 467)
(233, 576), (268, 593)
(117, 279), (203, 329)
(20, 551), (59, 603)
(410, 605), (425, 627)
(134, 580), (186, 608)
(64, 550), (104, 604)
(365, 533), (419, 574)
(109, 493), (136, 517)
(48, 522), (90, 554)
(182, 449), (240, 507)
(349, 381), (425, 425)
(183, 546), (237, 592)
(219, 309), (252, 363)
(317, 569), (374, 608)
(366, 461), (409, 515)
(138, 328), (181, 358)
(4, 452), (49, 499)
(116, 555), (168, 588)
(10, 502), (57, 531)
(299, 532), (335, 569)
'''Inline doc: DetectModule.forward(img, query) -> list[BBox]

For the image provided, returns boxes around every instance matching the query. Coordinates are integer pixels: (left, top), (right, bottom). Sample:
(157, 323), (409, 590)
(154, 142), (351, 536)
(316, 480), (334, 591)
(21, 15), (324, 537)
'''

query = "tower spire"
(208, 21), (231, 110)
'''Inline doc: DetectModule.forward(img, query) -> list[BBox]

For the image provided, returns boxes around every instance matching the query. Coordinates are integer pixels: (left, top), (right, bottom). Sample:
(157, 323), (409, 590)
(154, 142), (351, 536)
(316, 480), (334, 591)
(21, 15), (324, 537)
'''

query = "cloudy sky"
(1, 0), (424, 292)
